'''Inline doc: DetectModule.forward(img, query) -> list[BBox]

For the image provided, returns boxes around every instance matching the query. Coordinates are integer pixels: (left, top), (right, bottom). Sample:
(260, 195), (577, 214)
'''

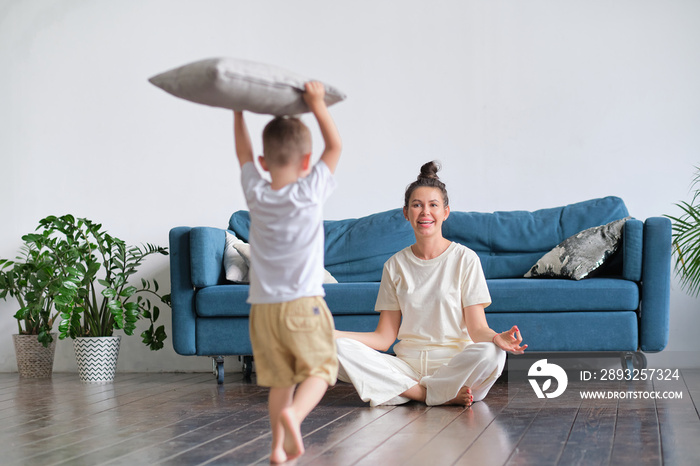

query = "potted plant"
(666, 166), (700, 297)
(0, 233), (82, 377)
(25, 215), (171, 383)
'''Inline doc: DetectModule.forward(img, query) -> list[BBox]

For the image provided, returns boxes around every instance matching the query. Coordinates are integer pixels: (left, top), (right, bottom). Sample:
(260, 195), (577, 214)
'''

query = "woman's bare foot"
(446, 386), (473, 407)
(281, 408), (305, 460)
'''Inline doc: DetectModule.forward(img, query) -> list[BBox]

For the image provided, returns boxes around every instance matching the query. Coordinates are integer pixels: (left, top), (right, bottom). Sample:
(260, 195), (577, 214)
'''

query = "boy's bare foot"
(270, 445), (287, 464)
(281, 408), (305, 460)
(446, 386), (473, 407)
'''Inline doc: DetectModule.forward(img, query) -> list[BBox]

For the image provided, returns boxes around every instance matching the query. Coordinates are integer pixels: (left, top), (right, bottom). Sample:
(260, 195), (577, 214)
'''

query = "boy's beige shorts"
(249, 296), (338, 388)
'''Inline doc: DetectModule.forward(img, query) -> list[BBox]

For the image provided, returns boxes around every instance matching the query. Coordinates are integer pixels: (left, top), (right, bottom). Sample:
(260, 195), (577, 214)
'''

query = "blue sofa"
(169, 196), (671, 382)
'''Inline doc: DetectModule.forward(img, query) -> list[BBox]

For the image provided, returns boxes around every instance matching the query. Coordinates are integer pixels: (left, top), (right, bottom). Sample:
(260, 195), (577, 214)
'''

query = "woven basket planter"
(73, 336), (121, 384)
(13, 334), (57, 378)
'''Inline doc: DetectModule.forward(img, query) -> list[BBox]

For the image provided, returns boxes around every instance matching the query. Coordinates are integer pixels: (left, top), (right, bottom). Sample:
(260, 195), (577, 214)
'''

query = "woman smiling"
(335, 161), (526, 407)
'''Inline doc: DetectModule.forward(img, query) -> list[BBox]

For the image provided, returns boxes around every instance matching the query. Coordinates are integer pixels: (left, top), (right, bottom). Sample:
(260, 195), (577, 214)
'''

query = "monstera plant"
(666, 166), (700, 297)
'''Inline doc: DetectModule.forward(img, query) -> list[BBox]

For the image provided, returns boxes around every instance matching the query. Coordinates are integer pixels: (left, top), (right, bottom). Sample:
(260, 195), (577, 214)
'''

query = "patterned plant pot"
(13, 334), (57, 378)
(73, 336), (121, 384)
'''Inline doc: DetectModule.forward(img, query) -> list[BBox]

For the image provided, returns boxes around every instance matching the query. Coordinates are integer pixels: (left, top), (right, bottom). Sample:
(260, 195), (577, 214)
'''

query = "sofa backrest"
(229, 209), (415, 282)
(229, 196), (630, 282)
(444, 196), (629, 278)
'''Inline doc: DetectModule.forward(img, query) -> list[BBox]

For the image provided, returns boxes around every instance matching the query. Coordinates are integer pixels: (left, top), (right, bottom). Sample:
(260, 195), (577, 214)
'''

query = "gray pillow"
(149, 57), (346, 116)
(524, 217), (630, 280)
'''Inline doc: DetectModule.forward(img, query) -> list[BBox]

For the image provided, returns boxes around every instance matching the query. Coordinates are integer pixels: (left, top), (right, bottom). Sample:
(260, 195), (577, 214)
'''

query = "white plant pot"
(73, 336), (121, 384)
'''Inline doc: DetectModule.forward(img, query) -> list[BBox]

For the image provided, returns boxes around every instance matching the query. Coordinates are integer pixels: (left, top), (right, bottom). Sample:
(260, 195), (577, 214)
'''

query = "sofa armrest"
(621, 218), (643, 281)
(639, 217), (672, 352)
(169, 227), (197, 355)
(190, 227), (227, 287)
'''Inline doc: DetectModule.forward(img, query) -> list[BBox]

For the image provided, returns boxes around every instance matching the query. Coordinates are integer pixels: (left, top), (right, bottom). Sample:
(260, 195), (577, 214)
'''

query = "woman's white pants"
(336, 338), (506, 407)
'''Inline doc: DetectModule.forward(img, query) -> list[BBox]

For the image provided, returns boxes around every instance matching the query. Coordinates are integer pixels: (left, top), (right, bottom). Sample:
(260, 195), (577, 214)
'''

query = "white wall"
(1, 0), (699, 373)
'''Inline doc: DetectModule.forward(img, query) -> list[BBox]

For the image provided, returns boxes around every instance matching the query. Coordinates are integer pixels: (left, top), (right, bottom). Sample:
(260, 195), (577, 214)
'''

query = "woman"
(335, 161), (526, 407)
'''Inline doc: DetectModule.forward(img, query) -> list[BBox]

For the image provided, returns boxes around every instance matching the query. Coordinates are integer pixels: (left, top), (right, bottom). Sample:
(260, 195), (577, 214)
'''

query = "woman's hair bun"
(404, 160), (449, 208)
(418, 160), (441, 181)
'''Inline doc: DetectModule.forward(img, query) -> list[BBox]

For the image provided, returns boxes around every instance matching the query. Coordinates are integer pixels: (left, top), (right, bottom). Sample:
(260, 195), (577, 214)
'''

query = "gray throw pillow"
(149, 57), (346, 116)
(524, 217), (630, 280)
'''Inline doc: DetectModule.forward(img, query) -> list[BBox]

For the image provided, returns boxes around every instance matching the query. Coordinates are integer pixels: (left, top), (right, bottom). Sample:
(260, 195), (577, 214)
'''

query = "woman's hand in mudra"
(493, 326), (527, 354)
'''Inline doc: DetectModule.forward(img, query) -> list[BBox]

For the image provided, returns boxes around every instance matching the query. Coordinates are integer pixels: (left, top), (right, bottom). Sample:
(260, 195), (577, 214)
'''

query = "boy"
(233, 81), (342, 464)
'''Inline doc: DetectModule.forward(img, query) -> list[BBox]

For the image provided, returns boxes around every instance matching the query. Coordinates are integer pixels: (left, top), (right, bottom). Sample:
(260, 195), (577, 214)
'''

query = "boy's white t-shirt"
(241, 160), (336, 304)
(375, 242), (491, 354)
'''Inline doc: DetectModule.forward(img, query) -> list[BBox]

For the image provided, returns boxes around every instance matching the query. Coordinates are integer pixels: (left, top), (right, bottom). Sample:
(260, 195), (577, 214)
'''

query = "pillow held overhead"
(148, 57), (346, 116)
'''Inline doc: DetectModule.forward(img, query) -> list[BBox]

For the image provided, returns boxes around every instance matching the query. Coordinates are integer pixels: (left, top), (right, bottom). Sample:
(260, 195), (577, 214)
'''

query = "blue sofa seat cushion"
(195, 278), (638, 318)
(196, 283), (381, 317)
(196, 285), (251, 317)
(486, 278), (639, 312)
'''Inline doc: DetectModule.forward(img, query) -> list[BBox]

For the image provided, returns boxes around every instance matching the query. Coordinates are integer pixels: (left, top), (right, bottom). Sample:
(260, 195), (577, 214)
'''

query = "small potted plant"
(0, 235), (82, 377)
(25, 215), (171, 383)
(666, 166), (700, 297)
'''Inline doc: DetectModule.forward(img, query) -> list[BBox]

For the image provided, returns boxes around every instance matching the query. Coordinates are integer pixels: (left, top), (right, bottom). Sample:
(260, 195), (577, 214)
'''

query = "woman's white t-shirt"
(374, 242), (491, 354)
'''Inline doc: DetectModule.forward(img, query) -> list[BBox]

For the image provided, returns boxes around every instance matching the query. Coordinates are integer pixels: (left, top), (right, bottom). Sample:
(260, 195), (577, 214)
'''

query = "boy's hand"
(303, 81), (326, 109)
(302, 80), (341, 174)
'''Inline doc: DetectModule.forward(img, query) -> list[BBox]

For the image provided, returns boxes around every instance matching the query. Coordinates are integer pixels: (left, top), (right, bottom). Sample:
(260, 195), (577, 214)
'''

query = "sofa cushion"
(195, 283), (380, 317)
(524, 217), (630, 280)
(228, 210), (251, 241)
(195, 278), (638, 318)
(486, 278), (639, 312)
(230, 209), (415, 283)
(323, 211), (415, 282)
(196, 285), (251, 317)
(444, 196), (630, 278)
(229, 196), (630, 282)
(322, 283), (381, 314)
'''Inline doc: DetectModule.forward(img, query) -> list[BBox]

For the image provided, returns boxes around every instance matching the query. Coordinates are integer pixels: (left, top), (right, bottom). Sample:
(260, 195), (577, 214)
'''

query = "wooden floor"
(1, 369), (699, 465)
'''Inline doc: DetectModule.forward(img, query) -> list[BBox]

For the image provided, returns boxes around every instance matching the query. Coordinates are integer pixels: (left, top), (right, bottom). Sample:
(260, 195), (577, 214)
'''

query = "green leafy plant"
(24, 215), (171, 350)
(0, 239), (82, 347)
(666, 166), (700, 297)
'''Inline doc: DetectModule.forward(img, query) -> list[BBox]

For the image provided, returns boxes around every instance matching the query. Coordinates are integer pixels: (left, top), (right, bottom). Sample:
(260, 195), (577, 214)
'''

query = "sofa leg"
(620, 351), (647, 372)
(212, 356), (225, 384)
(241, 355), (254, 379)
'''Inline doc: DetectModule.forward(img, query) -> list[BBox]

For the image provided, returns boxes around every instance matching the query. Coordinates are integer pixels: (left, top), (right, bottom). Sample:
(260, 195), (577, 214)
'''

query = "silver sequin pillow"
(149, 57), (346, 116)
(524, 217), (630, 280)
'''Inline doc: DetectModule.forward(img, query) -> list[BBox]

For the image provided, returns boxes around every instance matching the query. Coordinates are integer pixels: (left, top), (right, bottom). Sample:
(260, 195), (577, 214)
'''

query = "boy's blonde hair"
(262, 116), (312, 167)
